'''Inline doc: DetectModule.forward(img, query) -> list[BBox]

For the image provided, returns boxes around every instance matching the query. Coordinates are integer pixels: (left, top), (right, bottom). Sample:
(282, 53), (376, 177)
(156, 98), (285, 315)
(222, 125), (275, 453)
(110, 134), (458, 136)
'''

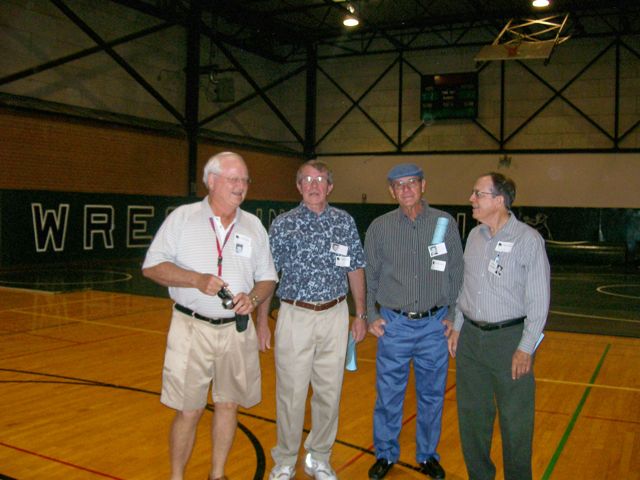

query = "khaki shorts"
(160, 308), (261, 410)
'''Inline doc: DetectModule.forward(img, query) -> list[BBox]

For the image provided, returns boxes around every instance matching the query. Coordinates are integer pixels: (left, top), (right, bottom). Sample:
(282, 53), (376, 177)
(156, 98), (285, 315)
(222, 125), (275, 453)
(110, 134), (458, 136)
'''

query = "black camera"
(217, 286), (249, 333)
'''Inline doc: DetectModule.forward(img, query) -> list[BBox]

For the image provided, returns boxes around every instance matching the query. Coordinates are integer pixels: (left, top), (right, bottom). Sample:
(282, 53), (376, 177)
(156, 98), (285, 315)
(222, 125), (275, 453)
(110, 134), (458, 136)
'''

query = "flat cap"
(387, 163), (424, 181)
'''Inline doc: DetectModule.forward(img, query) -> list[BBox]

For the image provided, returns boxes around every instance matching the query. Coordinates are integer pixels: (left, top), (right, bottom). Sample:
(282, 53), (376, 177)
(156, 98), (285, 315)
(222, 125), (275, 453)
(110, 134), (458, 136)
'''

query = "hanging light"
(532, 0), (550, 7)
(343, 3), (359, 27)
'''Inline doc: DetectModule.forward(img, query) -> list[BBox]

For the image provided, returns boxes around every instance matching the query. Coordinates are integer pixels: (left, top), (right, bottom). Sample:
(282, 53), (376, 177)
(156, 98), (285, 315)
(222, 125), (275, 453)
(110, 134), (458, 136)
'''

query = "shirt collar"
(394, 200), (429, 223)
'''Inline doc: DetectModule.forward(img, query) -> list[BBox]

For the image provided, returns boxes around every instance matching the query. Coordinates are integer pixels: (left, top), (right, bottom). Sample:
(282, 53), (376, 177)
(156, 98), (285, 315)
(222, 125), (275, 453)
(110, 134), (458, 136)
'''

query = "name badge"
(336, 255), (351, 267)
(429, 242), (447, 258)
(488, 258), (503, 277)
(330, 243), (348, 255)
(495, 241), (513, 253)
(234, 233), (252, 258)
(431, 259), (446, 271)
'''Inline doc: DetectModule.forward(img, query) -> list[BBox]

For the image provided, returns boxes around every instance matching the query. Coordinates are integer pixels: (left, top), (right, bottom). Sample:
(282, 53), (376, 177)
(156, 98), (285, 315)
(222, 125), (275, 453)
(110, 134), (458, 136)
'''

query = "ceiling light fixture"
(343, 3), (359, 27)
(532, 0), (550, 7)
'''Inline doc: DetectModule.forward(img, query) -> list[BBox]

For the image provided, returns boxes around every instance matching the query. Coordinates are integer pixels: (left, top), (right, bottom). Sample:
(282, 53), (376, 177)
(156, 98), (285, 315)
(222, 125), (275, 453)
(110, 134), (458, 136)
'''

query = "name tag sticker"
(431, 259), (446, 271)
(429, 242), (448, 258)
(336, 255), (351, 267)
(495, 241), (513, 253)
(330, 243), (348, 255)
(488, 259), (503, 277)
(234, 234), (252, 258)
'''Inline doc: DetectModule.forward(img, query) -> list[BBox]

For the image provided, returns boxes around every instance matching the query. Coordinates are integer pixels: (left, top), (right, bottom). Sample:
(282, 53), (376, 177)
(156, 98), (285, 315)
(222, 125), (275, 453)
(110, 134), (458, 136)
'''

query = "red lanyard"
(209, 217), (235, 276)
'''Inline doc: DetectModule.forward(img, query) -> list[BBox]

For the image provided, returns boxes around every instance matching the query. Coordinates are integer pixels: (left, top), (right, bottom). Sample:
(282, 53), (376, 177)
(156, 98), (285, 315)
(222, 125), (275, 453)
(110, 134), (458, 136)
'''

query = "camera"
(217, 286), (235, 309)
(217, 286), (249, 333)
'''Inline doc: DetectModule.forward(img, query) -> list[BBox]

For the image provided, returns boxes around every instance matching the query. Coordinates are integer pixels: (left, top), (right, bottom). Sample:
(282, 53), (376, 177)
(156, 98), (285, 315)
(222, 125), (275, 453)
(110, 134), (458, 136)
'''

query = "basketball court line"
(541, 343), (611, 479)
(549, 309), (639, 324)
(0, 441), (124, 479)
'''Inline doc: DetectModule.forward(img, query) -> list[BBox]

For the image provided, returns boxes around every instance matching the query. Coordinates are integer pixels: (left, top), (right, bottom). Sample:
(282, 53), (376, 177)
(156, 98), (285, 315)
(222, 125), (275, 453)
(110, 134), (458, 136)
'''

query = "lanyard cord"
(209, 217), (235, 277)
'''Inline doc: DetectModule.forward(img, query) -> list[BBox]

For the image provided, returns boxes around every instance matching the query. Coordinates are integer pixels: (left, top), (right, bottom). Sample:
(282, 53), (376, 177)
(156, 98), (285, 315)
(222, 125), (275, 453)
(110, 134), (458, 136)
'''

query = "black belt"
(392, 305), (442, 320)
(465, 315), (526, 331)
(281, 295), (346, 312)
(174, 304), (236, 326)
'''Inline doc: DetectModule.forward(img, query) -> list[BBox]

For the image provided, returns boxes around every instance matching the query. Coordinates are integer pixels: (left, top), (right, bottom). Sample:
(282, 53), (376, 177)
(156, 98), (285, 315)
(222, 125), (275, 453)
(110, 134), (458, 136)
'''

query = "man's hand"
(256, 319), (272, 352)
(351, 316), (367, 342)
(511, 349), (532, 380)
(448, 330), (460, 358)
(232, 292), (255, 315)
(195, 273), (225, 296)
(442, 318), (453, 338)
(368, 318), (386, 338)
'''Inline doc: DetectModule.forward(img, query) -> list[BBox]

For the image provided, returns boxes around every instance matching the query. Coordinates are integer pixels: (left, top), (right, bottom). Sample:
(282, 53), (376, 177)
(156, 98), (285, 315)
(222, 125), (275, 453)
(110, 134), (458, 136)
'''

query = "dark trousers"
(456, 321), (535, 480)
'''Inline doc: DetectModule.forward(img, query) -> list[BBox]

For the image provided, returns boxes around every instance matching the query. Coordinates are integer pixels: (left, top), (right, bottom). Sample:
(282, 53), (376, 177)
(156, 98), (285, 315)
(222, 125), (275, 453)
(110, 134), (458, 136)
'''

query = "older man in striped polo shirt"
(448, 172), (550, 480)
(365, 163), (464, 480)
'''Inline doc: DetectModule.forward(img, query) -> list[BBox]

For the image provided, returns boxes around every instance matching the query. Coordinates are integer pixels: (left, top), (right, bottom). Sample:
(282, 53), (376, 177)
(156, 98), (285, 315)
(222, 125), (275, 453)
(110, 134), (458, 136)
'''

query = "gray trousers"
(456, 321), (535, 480)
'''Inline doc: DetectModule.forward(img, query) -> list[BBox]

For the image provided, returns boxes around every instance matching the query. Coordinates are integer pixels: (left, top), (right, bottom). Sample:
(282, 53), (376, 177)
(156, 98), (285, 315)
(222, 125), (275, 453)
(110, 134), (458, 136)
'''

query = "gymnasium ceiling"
(111, 0), (640, 61)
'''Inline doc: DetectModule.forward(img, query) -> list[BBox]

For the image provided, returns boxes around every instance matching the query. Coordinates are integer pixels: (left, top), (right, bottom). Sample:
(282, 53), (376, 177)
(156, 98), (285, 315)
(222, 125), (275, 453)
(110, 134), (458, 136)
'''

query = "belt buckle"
(407, 311), (420, 319)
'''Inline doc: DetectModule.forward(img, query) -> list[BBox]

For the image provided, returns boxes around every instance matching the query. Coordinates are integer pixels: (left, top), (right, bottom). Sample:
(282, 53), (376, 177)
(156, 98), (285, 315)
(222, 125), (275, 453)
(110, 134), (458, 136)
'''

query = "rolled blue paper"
(431, 216), (449, 244)
(345, 331), (357, 371)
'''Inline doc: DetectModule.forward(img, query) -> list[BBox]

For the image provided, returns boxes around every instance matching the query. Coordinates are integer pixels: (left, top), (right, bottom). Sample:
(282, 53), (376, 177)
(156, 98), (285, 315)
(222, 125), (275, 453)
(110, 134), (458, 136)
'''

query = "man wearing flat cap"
(364, 163), (464, 480)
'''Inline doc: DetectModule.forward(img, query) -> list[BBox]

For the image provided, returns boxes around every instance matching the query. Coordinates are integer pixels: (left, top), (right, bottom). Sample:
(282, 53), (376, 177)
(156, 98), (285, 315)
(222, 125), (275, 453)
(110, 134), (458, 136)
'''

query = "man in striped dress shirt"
(365, 163), (464, 480)
(448, 172), (550, 480)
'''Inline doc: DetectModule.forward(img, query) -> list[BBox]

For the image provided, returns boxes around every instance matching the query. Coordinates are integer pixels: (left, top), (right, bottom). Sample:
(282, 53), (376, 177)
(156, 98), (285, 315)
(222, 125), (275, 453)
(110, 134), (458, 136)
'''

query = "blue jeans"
(373, 306), (449, 463)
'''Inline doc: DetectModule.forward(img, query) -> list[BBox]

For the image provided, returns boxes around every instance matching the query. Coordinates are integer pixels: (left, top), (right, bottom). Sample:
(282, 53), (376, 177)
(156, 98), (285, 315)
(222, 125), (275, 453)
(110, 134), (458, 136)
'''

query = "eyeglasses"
(391, 177), (421, 190)
(215, 174), (251, 186)
(471, 189), (497, 199)
(300, 175), (328, 185)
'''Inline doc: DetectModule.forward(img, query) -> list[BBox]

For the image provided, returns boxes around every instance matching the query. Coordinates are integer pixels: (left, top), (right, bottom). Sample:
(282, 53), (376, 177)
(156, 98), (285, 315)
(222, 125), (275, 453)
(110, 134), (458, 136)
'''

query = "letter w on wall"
(31, 203), (70, 252)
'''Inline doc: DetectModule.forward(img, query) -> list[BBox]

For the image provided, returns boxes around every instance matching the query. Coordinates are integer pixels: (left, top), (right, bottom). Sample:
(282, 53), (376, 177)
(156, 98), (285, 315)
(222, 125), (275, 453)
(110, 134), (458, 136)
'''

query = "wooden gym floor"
(0, 263), (639, 479)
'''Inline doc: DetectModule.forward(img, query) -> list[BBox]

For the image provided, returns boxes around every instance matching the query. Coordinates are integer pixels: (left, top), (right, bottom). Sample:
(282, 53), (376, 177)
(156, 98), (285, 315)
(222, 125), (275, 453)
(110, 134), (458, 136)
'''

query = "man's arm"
(255, 288), (275, 352)
(142, 261), (225, 296)
(347, 268), (367, 342)
(233, 280), (276, 315)
(512, 233), (551, 379)
(364, 223), (386, 338)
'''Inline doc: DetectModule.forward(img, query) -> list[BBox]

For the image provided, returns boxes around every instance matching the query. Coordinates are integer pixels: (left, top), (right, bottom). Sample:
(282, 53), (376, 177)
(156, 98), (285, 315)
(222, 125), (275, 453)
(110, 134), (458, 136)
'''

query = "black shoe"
(419, 457), (445, 479)
(368, 458), (394, 479)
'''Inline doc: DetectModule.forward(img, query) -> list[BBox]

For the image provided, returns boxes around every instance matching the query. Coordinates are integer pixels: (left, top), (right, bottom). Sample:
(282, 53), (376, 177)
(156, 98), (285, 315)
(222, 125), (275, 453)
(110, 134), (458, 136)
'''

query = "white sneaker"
(304, 453), (337, 480)
(269, 464), (296, 480)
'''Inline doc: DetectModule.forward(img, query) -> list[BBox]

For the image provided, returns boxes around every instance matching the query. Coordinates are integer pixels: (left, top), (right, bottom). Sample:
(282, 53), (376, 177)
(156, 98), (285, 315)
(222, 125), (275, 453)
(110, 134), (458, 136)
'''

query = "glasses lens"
(303, 176), (325, 184)
(393, 178), (419, 190)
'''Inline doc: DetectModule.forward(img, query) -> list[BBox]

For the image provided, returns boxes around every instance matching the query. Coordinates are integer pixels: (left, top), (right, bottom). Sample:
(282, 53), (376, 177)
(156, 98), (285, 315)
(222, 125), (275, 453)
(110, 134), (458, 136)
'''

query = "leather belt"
(392, 305), (442, 320)
(465, 315), (526, 331)
(281, 295), (346, 312)
(174, 303), (236, 325)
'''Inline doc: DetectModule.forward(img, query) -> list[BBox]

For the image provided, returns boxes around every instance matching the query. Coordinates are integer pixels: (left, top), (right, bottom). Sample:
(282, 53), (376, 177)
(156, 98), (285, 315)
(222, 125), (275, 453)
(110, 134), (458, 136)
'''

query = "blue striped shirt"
(453, 213), (551, 353)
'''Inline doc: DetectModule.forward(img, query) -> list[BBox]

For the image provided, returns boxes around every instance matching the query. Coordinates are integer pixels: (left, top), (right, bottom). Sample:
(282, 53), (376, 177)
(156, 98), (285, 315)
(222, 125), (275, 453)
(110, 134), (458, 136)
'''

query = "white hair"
(202, 151), (244, 187)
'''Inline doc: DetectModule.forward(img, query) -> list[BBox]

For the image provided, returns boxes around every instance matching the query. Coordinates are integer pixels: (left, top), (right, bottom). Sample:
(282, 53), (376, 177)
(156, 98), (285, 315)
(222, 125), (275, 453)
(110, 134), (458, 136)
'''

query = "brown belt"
(281, 295), (346, 312)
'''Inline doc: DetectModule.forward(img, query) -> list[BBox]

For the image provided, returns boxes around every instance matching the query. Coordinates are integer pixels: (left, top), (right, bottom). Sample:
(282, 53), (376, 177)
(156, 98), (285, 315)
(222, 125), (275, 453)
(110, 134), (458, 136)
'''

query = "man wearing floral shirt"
(257, 160), (366, 480)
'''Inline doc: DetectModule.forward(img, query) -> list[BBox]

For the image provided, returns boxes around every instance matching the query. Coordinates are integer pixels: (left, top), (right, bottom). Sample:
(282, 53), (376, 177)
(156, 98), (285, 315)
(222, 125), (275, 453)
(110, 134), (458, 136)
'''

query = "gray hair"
(484, 171), (516, 210)
(296, 160), (334, 185)
(202, 152), (244, 187)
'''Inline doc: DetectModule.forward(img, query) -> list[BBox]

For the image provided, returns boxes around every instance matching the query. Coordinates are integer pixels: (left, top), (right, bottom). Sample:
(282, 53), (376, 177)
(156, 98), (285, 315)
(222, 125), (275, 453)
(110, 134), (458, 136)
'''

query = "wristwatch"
(357, 312), (368, 321)
(250, 294), (260, 307)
